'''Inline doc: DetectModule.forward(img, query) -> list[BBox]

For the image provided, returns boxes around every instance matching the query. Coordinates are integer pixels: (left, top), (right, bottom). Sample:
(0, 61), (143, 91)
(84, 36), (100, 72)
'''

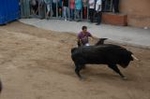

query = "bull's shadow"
(71, 38), (137, 80)
(81, 65), (120, 79)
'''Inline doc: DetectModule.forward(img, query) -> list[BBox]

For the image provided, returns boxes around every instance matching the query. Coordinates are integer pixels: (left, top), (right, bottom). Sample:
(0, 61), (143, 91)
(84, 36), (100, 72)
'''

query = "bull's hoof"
(78, 76), (86, 81)
(122, 76), (127, 80)
(79, 78), (84, 81)
(79, 76), (87, 81)
(82, 65), (86, 69)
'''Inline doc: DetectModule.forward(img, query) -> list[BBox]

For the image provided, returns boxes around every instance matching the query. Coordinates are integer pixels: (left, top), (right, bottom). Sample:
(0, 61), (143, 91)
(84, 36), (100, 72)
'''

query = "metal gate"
(20, 0), (90, 20)
(103, 0), (113, 12)
(20, 0), (46, 19)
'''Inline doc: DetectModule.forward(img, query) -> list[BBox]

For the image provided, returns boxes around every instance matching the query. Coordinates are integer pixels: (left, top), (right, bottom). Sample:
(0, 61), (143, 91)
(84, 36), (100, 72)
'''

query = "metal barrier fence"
(20, 0), (46, 19)
(20, 0), (113, 21)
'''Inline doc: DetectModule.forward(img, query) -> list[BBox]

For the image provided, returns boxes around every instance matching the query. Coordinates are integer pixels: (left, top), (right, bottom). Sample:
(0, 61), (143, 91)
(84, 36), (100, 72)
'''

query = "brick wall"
(102, 13), (127, 26)
(120, 0), (150, 28)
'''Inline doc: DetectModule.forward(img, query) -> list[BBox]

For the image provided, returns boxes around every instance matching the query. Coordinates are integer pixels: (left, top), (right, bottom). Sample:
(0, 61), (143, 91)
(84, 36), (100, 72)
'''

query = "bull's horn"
(131, 54), (139, 61)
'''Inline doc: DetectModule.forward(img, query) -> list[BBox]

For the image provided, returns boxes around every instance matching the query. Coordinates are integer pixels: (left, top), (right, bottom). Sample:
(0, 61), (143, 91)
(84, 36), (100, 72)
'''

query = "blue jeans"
(63, 6), (70, 20)
(75, 9), (81, 21)
(70, 9), (74, 20)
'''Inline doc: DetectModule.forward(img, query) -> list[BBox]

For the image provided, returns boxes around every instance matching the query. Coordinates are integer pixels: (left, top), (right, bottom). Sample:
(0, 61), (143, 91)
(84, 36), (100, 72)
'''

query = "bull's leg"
(82, 65), (86, 69)
(108, 64), (126, 79)
(75, 64), (83, 79)
(0, 80), (2, 93)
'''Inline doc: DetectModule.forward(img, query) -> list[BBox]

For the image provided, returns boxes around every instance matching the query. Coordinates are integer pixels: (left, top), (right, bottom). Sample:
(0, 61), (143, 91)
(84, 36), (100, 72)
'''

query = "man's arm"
(77, 34), (82, 47)
(88, 32), (94, 40)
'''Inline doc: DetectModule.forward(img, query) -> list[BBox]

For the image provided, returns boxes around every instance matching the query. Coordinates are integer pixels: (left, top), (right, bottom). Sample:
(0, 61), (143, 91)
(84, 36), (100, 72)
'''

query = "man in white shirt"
(95, 0), (102, 25)
(88, 0), (95, 23)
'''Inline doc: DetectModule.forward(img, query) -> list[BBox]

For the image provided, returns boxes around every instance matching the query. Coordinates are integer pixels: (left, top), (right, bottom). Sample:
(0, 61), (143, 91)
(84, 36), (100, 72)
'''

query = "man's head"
(82, 26), (87, 33)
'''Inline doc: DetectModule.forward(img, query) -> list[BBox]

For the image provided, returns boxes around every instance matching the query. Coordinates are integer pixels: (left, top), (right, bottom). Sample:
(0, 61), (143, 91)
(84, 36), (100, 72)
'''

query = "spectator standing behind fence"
(44, 0), (52, 19)
(88, 0), (95, 23)
(52, 0), (57, 17)
(102, 0), (105, 12)
(70, 0), (75, 21)
(95, 0), (102, 25)
(38, 0), (45, 19)
(82, 0), (88, 19)
(75, 0), (82, 21)
(58, 0), (63, 18)
(63, 0), (70, 21)
(30, 0), (39, 15)
(113, 0), (119, 13)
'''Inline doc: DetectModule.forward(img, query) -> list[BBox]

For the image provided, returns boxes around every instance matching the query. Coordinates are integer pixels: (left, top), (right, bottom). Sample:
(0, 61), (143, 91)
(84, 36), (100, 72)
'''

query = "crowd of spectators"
(20, 0), (120, 25)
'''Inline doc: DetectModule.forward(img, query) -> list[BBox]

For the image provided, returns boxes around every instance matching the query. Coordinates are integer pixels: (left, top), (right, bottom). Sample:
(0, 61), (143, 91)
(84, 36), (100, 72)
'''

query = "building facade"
(120, 0), (150, 28)
(20, 0), (150, 28)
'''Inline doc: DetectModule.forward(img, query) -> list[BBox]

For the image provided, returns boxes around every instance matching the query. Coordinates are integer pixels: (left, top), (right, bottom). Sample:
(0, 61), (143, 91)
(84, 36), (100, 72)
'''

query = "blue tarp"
(0, 0), (20, 25)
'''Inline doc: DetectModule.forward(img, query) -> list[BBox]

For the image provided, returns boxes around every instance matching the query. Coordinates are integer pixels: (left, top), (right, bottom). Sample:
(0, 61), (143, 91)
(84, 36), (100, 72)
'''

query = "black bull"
(71, 42), (135, 79)
(0, 80), (2, 93)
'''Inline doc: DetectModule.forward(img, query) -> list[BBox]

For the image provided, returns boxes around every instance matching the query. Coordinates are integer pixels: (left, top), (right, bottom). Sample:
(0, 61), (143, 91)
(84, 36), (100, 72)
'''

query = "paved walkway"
(20, 18), (150, 48)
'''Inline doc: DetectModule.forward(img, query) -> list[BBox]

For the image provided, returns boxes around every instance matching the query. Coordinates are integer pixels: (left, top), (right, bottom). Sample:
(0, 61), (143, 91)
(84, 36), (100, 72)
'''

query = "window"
(102, 0), (113, 12)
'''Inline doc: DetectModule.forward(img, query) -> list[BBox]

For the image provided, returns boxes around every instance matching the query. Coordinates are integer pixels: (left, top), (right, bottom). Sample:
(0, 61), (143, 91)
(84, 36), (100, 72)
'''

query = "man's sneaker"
(96, 23), (100, 25)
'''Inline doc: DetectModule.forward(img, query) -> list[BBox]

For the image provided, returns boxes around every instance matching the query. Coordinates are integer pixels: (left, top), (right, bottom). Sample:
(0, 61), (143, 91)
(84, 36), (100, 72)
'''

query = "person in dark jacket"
(30, 0), (39, 15)
(113, 0), (119, 13)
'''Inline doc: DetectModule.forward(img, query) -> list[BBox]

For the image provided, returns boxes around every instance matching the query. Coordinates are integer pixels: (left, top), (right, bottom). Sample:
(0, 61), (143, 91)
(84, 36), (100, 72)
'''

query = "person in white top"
(95, 0), (102, 25)
(44, 0), (52, 19)
(88, 0), (95, 23)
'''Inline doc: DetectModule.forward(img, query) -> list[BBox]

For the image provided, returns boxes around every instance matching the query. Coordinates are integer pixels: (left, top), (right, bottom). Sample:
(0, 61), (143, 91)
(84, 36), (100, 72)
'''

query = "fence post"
(20, 0), (30, 18)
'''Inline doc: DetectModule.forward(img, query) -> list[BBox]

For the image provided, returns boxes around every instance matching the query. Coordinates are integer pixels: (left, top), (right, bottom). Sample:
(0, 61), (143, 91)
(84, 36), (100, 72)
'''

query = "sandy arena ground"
(0, 22), (150, 99)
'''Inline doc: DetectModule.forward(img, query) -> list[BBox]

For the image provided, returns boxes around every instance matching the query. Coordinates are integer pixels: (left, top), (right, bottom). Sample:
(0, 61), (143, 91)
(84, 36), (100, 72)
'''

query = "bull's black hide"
(77, 38), (108, 47)
(0, 80), (2, 93)
(71, 44), (134, 79)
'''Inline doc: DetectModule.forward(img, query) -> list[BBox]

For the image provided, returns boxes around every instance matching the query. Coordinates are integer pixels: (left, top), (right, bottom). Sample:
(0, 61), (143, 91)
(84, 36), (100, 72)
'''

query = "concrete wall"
(120, 0), (150, 28)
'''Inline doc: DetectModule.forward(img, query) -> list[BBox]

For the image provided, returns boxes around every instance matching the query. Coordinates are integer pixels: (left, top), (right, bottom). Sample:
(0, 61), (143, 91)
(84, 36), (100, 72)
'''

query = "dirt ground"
(0, 22), (150, 99)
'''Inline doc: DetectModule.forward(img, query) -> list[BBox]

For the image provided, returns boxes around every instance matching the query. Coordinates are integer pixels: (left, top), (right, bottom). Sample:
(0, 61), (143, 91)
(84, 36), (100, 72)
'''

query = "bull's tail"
(95, 38), (108, 46)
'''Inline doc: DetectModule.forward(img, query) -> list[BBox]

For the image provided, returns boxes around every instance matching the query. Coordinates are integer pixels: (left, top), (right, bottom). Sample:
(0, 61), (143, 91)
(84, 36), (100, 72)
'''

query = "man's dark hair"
(82, 26), (87, 30)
